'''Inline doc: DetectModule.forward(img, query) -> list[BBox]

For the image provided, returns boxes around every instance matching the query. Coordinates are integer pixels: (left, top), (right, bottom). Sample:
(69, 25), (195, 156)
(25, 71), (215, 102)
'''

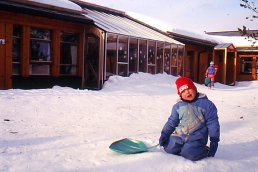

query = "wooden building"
(167, 31), (217, 84)
(212, 43), (258, 85)
(0, 0), (184, 90)
(213, 43), (237, 85)
(206, 30), (258, 84)
(1, 1), (256, 90)
(236, 47), (258, 81)
(169, 31), (258, 86)
(0, 0), (93, 89)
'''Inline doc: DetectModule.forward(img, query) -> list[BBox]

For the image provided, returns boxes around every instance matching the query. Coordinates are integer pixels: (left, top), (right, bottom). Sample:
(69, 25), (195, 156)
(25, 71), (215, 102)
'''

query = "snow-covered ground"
(1, 73), (258, 172)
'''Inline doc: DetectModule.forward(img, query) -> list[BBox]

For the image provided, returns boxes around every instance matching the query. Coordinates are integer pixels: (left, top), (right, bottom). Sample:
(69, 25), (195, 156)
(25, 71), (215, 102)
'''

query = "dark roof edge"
(0, 1), (93, 24)
(70, 0), (126, 16)
(205, 30), (258, 36)
(167, 31), (218, 47)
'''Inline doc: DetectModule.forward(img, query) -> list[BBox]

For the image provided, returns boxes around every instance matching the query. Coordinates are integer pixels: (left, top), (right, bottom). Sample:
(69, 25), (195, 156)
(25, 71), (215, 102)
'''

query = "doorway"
(84, 34), (100, 89)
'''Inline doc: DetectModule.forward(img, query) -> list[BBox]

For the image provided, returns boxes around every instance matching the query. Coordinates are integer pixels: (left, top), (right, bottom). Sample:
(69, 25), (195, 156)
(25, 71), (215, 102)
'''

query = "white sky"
(85, 0), (258, 34)
(1, 73), (258, 171)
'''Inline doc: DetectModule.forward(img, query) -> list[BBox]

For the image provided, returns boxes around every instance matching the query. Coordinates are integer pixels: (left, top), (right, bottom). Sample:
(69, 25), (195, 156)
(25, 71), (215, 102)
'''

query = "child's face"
(181, 88), (197, 101)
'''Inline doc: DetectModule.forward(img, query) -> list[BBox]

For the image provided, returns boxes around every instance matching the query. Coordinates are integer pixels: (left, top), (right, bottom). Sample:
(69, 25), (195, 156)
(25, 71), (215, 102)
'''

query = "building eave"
(167, 31), (217, 48)
(0, 1), (93, 24)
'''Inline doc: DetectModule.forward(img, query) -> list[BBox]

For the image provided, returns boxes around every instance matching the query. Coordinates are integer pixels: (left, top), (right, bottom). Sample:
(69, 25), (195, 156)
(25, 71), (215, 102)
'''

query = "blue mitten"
(159, 132), (170, 146)
(208, 137), (219, 157)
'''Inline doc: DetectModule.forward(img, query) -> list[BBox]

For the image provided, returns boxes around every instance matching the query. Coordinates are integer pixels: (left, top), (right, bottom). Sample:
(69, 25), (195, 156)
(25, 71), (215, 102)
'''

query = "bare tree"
(238, 0), (258, 45)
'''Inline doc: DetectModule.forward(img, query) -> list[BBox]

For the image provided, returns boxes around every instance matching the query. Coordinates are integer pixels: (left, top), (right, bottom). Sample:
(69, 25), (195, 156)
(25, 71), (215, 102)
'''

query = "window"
(177, 45), (184, 76)
(148, 41), (156, 74)
(256, 58), (258, 74)
(30, 28), (52, 75)
(156, 42), (164, 73)
(118, 35), (128, 63)
(171, 44), (178, 76)
(12, 25), (22, 75)
(106, 34), (117, 78)
(117, 35), (128, 76)
(60, 32), (79, 75)
(139, 40), (147, 72)
(241, 57), (253, 74)
(129, 38), (138, 74)
(164, 43), (171, 74)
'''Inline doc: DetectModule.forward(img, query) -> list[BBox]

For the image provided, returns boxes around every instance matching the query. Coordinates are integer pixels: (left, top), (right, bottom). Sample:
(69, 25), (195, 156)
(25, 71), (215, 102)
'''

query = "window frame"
(60, 32), (79, 76)
(29, 27), (52, 75)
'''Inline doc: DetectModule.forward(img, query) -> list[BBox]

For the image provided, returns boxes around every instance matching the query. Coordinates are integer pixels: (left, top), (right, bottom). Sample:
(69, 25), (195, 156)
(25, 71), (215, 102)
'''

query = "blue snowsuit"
(161, 93), (220, 161)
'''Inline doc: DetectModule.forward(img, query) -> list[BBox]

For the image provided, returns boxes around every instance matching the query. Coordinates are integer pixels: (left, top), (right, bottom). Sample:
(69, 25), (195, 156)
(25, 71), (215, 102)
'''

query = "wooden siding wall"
(0, 22), (6, 88)
(0, 10), (86, 89)
(0, 22), (12, 89)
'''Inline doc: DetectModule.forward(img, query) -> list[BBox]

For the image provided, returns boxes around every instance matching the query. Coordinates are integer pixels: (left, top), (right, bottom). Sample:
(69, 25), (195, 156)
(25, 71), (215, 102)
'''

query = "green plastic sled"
(204, 77), (211, 86)
(109, 138), (157, 154)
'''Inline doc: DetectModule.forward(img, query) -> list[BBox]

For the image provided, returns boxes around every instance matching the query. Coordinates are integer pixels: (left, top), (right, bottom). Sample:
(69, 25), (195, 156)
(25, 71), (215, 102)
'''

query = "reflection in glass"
(118, 35), (128, 63)
(129, 38), (138, 74)
(12, 25), (22, 75)
(147, 41), (156, 74)
(156, 42), (164, 73)
(256, 58), (258, 74)
(30, 28), (51, 40)
(241, 57), (253, 74)
(30, 40), (51, 61)
(177, 45), (184, 76)
(106, 34), (117, 78)
(164, 43), (171, 74)
(117, 35), (129, 76)
(30, 28), (52, 75)
(118, 64), (128, 76)
(171, 44), (178, 76)
(148, 41), (155, 65)
(30, 64), (50, 75)
(60, 32), (79, 75)
(139, 40), (147, 72)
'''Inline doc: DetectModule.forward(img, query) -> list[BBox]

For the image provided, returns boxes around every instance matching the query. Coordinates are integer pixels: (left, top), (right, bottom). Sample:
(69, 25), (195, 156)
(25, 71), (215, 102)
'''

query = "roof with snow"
(72, 0), (183, 45)
(167, 31), (218, 48)
(214, 43), (236, 52)
(0, 0), (93, 24)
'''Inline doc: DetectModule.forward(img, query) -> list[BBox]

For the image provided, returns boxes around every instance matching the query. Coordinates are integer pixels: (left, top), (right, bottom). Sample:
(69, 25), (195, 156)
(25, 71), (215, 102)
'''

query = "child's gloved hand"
(208, 137), (219, 157)
(159, 132), (170, 146)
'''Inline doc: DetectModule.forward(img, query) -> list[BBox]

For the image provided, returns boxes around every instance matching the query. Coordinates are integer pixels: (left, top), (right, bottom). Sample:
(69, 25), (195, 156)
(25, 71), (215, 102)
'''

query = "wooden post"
(233, 51), (237, 84)
(0, 22), (5, 89)
(52, 29), (60, 77)
(223, 48), (227, 84)
(5, 23), (12, 89)
(21, 26), (30, 76)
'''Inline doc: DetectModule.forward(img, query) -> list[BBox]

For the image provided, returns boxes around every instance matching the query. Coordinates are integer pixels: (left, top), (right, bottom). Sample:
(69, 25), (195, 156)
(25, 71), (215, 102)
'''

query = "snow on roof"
(168, 28), (257, 47)
(125, 11), (257, 47)
(26, 0), (82, 12)
(83, 9), (183, 45)
(210, 35), (258, 47)
(23, 1), (257, 47)
(126, 11), (173, 33)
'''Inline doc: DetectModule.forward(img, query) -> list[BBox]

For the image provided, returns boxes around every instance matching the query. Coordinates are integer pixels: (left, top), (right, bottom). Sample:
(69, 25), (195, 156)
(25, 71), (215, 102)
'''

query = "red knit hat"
(175, 77), (197, 96)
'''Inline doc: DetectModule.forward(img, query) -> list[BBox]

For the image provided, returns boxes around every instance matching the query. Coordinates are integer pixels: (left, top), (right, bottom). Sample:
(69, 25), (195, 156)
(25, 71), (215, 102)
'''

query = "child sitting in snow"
(159, 77), (220, 161)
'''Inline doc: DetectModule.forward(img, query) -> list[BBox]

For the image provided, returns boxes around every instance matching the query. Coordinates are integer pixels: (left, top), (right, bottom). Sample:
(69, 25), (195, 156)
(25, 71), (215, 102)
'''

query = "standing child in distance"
(205, 61), (216, 89)
(159, 77), (220, 161)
